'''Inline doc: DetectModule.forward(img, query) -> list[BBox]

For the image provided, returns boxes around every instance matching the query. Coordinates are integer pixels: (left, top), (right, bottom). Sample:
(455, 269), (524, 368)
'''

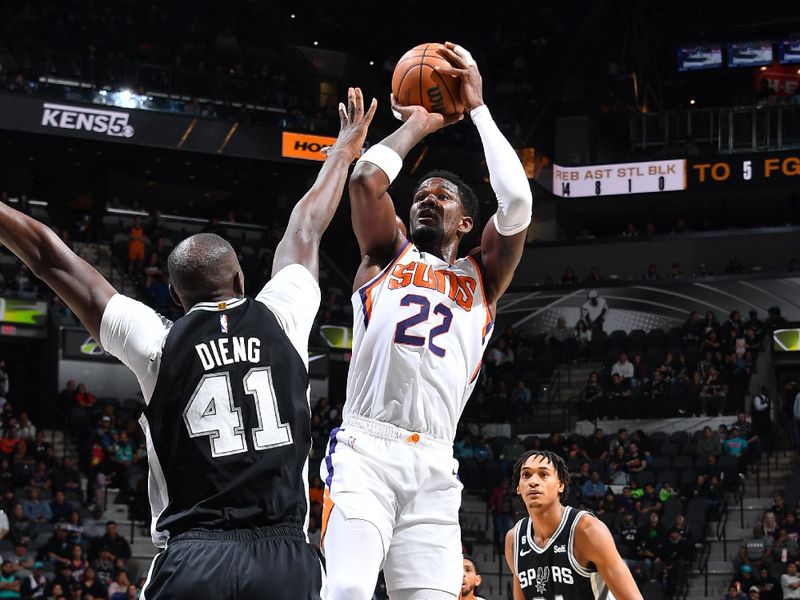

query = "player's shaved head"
(168, 233), (244, 308)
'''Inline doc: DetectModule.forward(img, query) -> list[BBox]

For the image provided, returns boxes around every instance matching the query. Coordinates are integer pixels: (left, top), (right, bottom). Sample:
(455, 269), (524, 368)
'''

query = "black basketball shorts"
(141, 524), (325, 599)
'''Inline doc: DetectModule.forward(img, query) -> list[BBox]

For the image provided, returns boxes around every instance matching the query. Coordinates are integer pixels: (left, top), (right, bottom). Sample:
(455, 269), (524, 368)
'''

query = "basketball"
(391, 43), (464, 116)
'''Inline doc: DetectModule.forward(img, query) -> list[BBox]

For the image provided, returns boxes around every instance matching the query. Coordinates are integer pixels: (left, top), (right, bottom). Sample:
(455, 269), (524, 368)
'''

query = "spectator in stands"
(107, 571), (131, 599)
(145, 209), (165, 241)
(625, 443), (647, 474)
(29, 462), (51, 492)
(574, 319), (592, 358)
(667, 262), (685, 279)
(548, 317), (574, 361)
(488, 477), (515, 552)
(42, 525), (71, 567)
(617, 512), (639, 568)
(52, 456), (82, 503)
(630, 354), (650, 389)
(726, 584), (747, 600)
(724, 427), (749, 469)
(657, 527), (690, 595)
(96, 521), (130, 563)
(0, 560), (20, 598)
(756, 566), (780, 600)
(700, 367), (727, 416)
(773, 528), (798, 564)
(91, 547), (115, 586)
(126, 216), (146, 276)
(77, 566), (107, 598)
(765, 307), (788, 334)
(49, 491), (73, 525)
(74, 384), (95, 410)
(608, 450), (630, 486)
(611, 353), (634, 380)
(560, 267), (578, 285)
(485, 338), (514, 376)
(636, 512), (666, 578)
(510, 381), (533, 418)
(0, 428), (23, 459)
(636, 483), (662, 515)
(585, 267), (602, 283)
(581, 290), (608, 333)
(770, 494), (790, 524)
(610, 428), (631, 454)
(15, 414), (34, 444)
(696, 426), (722, 456)
(622, 223), (640, 238)
(580, 471), (606, 509)
(605, 373), (632, 416)
(641, 263), (658, 280)
(736, 525), (774, 572)
(22, 489), (50, 523)
(584, 428), (609, 461)
(781, 562), (800, 598)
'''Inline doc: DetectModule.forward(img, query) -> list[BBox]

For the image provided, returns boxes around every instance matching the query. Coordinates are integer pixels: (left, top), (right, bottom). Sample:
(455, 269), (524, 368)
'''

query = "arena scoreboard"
(552, 159), (686, 197)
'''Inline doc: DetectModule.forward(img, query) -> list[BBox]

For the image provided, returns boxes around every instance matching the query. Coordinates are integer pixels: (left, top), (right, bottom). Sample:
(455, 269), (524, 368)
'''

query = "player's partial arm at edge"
(349, 95), (462, 262)
(575, 515), (643, 600)
(504, 528), (526, 600)
(438, 42), (532, 305)
(0, 202), (116, 342)
(272, 87), (377, 280)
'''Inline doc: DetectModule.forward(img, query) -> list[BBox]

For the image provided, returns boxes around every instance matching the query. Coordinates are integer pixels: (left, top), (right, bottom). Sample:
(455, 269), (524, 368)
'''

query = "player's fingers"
(433, 64), (469, 78)
(445, 41), (477, 66)
(354, 87), (364, 120)
(347, 87), (356, 122)
(435, 46), (468, 68)
(363, 97), (378, 126)
(338, 102), (347, 129)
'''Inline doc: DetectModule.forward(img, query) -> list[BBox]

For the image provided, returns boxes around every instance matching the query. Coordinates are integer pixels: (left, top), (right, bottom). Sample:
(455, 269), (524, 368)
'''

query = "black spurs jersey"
(99, 265), (319, 547)
(511, 507), (614, 600)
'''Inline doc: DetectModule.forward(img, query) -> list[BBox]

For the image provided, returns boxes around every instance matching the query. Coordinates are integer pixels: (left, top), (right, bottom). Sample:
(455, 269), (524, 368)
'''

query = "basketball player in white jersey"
(321, 43), (533, 600)
(506, 451), (642, 600)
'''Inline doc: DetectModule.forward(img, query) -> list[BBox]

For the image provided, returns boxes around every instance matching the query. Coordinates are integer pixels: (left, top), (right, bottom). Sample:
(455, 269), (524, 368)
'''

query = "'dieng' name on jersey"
(194, 337), (261, 370)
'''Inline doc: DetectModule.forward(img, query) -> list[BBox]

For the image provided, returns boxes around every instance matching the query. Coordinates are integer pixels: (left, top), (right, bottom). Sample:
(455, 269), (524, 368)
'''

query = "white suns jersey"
(346, 241), (494, 441)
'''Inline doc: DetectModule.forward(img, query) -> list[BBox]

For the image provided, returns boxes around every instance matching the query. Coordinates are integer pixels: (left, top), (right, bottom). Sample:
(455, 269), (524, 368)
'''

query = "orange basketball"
(391, 43), (464, 116)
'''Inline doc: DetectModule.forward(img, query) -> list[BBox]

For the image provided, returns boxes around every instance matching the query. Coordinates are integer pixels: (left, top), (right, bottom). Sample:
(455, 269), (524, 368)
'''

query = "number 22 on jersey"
(393, 293), (453, 356)
(183, 367), (292, 458)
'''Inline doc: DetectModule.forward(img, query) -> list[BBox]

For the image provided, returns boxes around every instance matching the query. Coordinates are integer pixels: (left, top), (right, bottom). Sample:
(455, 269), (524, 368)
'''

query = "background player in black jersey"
(460, 555), (486, 600)
(0, 87), (377, 599)
(505, 451), (642, 600)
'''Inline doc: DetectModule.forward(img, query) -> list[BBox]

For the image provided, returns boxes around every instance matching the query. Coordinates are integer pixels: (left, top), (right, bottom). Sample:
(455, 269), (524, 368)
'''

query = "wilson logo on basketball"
(426, 86), (446, 114)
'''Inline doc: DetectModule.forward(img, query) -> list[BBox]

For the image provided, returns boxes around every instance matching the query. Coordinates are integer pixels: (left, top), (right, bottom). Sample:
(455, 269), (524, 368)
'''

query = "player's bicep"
(100, 295), (171, 391)
(36, 237), (117, 342)
(256, 264), (321, 359)
(349, 162), (402, 257)
(478, 217), (527, 305)
(578, 517), (643, 600)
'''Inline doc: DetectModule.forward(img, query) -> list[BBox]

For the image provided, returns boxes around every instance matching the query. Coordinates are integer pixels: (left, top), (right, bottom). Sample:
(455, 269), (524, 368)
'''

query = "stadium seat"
(659, 443), (679, 459)
(648, 432), (668, 453)
(640, 581), (665, 600)
(649, 456), (671, 473)
(672, 456), (693, 472)
(669, 431), (690, 448)
(657, 469), (678, 487)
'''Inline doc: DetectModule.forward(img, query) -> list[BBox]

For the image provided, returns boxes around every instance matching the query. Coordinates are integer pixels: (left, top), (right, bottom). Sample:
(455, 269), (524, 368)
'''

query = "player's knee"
(326, 577), (376, 600)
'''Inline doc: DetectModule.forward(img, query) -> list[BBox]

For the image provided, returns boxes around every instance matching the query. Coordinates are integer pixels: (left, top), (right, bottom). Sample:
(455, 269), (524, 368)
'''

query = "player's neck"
(186, 290), (243, 311)
(414, 239), (459, 265)
(529, 502), (566, 540)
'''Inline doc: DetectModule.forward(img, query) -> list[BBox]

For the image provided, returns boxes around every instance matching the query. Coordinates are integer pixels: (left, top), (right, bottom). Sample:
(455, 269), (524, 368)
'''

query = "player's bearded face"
(409, 178), (463, 245)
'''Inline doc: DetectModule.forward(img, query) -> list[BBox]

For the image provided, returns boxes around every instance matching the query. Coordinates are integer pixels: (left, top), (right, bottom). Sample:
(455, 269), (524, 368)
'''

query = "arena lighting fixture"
(290, 13), (295, 18)
(369, 61), (375, 66)
(760, 66), (768, 71)
(689, 98), (696, 105)
(313, 41), (319, 46)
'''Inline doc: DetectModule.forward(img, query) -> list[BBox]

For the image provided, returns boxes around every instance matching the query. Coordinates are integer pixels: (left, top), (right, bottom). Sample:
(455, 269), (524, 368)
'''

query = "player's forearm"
(471, 106), (532, 235)
(349, 114), (432, 201)
(291, 149), (353, 237)
(0, 202), (66, 276)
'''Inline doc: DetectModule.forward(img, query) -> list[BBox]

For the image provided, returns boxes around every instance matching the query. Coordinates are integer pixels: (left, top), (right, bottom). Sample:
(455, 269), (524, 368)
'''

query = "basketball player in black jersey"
(505, 451), (642, 600)
(0, 87), (376, 599)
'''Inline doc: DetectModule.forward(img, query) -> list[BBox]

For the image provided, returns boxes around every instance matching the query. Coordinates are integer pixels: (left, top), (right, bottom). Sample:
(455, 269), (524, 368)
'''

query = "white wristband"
(356, 144), (403, 183)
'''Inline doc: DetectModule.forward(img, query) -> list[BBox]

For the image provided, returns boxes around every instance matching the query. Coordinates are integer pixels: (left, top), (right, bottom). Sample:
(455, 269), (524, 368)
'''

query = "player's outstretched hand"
(331, 87), (377, 158)
(389, 93), (464, 132)
(435, 42), (484, 113)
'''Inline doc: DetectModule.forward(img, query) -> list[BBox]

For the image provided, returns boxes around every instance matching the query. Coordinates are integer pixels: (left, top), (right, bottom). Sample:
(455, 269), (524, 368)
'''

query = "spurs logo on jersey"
(513, 507), (615, 600)
(346, 241), (494, 440)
